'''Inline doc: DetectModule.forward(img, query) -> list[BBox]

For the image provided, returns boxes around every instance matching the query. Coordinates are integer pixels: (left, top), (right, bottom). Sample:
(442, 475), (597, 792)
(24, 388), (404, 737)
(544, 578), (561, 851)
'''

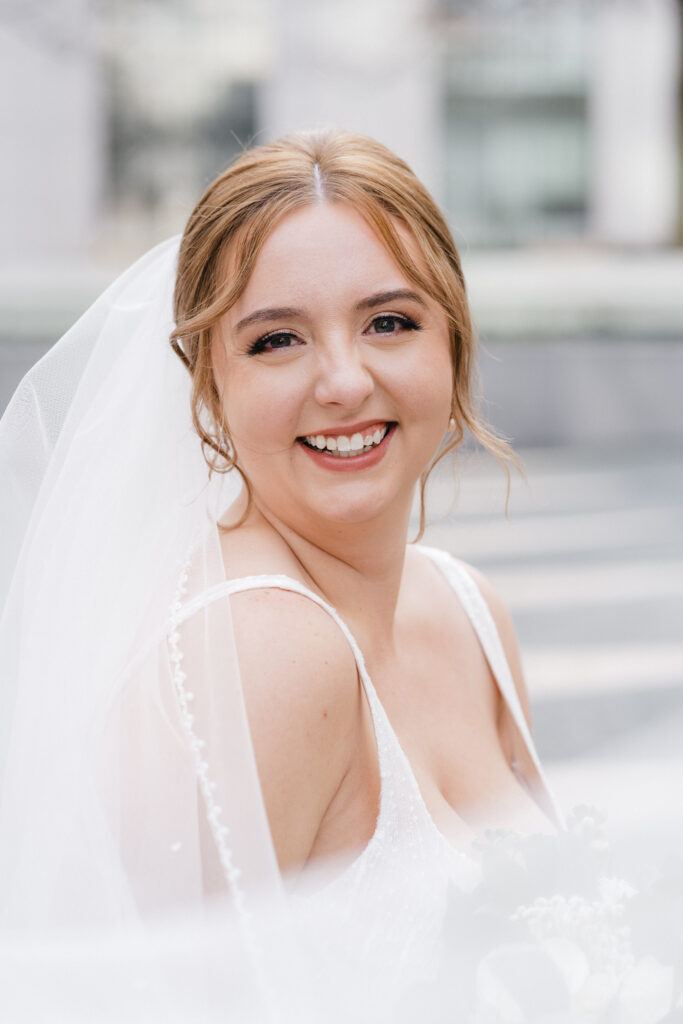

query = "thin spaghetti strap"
(418, 546), (566, 828)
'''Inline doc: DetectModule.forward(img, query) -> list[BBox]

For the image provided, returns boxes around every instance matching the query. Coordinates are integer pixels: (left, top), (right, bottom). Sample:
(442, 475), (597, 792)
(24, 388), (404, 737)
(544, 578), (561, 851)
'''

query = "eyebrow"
(355, 289), (427, 312)
(234, 306), (306, 333)
(234, 289), (427, 333)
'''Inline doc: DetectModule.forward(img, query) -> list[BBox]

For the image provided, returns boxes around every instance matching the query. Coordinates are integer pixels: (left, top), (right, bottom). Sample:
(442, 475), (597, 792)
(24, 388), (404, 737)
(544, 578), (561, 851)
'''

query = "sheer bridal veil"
(0, 238), (306, 1019)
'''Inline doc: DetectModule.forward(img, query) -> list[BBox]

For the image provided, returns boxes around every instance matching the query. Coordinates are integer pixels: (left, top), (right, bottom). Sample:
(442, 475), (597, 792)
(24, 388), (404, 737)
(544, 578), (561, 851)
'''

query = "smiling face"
(212, 202), (453, 538)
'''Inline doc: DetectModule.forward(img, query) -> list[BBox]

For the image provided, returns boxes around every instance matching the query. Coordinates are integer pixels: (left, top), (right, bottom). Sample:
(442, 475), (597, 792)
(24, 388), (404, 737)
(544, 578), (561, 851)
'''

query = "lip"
(296, 423), (396, 472)
(297, 419), (389, 440)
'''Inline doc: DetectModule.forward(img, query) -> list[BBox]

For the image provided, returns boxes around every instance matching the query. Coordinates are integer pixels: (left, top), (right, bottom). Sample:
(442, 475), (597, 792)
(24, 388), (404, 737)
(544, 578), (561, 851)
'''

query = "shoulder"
(417, 546), (531, 725)
(417, 546), (518, 654)
(229, 583), (361, 873)
(456, 559), (532, 726)
(218, 509), (360, 756)
(219, 514), (360, 755)
(456, 562), (518, 650)
(230, 584), (358, 699)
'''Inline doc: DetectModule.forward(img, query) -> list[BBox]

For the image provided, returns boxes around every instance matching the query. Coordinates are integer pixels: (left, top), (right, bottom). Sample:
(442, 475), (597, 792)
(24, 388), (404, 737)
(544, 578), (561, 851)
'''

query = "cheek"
(398, 344), (453, 425)
(211, 332), (299, 455)
(221, 374), (301, 461)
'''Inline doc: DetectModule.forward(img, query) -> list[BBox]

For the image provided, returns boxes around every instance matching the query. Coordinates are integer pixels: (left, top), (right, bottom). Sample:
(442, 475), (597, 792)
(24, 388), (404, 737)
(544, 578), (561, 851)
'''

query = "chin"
(307, 482), (412, 530)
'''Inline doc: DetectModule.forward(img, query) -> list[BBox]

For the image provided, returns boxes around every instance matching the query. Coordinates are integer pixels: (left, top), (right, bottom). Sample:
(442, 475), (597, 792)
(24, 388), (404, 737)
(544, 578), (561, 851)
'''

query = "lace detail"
(166, 559), (257, 938)
(168, 562), (241, 897)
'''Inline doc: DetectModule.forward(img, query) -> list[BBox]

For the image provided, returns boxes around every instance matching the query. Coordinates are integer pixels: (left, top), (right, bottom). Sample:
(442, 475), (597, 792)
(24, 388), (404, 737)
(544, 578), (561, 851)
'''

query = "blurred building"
(1, 0), (680, 262)
(0, 0), (102, 263)
(441, 0), (681, 248)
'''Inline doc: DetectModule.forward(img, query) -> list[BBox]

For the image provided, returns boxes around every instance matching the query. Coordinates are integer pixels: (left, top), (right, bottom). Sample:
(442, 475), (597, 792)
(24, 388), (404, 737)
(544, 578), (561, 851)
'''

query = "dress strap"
(176, 573), (379, 705)
(417, 545), (565, 827)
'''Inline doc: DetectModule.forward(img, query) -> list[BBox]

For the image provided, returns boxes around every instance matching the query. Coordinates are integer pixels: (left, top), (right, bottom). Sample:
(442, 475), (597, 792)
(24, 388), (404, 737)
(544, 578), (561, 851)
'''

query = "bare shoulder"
(229, 584), (360, 873)
(230, 584), (358, 697)
(450, 558), (532, 725)
(457, 562), (518, 648)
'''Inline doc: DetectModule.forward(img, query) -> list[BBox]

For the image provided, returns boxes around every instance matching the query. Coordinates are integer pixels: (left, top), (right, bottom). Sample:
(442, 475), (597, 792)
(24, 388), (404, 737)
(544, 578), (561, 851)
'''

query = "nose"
(313, 341), (374, 410)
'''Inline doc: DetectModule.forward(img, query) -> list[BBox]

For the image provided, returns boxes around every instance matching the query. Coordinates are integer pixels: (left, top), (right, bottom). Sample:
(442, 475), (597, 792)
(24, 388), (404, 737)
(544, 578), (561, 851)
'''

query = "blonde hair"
(171, 129), (517, 538)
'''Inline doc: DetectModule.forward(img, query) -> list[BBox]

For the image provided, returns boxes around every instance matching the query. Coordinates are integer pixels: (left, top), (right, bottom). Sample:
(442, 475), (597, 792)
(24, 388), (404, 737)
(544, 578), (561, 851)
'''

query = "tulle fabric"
(0, 239), (304, 1016)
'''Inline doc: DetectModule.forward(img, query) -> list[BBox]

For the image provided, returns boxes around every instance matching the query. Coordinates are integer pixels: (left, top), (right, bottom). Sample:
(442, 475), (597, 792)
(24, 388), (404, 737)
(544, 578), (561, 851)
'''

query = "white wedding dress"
(168, 539), (564, 1020)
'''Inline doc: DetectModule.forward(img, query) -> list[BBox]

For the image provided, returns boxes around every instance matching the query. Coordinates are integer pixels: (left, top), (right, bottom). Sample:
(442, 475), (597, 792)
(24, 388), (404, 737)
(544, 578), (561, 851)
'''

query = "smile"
(299, 424), (390, 459)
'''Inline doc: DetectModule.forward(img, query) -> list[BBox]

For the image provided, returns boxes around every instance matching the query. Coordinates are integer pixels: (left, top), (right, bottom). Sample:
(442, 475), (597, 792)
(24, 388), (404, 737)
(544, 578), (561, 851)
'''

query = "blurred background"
(0, 0), (681, 865)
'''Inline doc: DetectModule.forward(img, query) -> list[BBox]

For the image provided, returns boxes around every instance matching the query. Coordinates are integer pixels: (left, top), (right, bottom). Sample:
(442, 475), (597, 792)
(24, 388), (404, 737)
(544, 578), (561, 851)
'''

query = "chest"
(365, 609), (516, 817)
(310, 564), (552, 865)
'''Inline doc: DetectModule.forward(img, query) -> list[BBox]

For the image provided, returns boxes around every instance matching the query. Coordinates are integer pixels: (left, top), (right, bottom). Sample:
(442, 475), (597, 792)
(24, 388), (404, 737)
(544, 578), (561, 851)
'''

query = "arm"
(229, 587), (360, 873)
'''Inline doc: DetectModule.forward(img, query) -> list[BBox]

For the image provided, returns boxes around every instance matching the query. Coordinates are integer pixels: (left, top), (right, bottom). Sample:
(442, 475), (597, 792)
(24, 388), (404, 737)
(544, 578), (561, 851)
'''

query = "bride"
(172, 130), (560, 873)
(0, 130), (565, 1019)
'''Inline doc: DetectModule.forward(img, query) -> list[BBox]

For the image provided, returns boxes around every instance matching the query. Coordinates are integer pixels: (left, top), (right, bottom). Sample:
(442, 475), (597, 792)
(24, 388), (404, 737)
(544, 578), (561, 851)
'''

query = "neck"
(253, 497), (414, 653)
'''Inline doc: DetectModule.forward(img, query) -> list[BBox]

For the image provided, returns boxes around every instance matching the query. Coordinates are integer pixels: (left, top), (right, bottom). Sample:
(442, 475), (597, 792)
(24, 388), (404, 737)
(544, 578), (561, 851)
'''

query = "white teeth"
(302, 424), (390, 457)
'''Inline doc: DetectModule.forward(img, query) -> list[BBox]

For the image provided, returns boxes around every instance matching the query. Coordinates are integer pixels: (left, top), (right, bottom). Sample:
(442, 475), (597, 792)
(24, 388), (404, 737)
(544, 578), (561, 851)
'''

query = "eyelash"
(246, 313), (422, 356)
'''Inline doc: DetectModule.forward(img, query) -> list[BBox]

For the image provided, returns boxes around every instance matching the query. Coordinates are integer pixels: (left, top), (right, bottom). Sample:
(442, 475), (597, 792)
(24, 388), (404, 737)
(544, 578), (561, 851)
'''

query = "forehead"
(226, 202), (424, 311)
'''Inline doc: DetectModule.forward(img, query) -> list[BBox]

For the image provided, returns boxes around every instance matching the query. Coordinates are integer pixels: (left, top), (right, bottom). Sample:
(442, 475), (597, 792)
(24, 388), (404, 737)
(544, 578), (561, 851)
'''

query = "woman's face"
(212, 202), (453, 536)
